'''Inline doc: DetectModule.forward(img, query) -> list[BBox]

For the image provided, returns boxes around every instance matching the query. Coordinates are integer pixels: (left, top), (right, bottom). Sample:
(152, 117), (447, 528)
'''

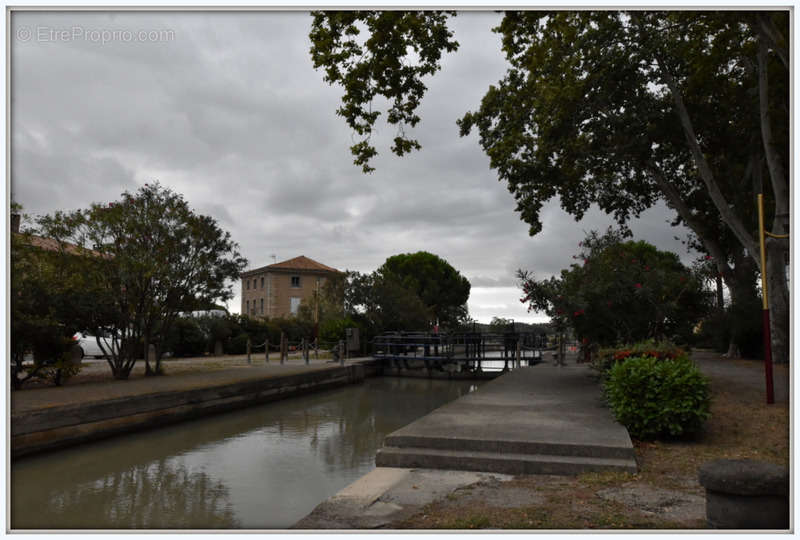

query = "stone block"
(698, 459), (789, 529)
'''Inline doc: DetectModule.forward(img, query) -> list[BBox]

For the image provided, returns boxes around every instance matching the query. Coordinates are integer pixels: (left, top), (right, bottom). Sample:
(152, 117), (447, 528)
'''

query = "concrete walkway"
(375, 364), (637, 475)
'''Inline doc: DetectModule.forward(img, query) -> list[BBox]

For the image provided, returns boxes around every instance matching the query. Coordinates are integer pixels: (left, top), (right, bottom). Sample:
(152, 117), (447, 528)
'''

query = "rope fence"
(242, 333), (353, 366)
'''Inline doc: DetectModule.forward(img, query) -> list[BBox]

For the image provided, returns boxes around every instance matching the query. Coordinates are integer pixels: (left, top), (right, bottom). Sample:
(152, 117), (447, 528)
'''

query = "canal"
(11, 376), (481, 529)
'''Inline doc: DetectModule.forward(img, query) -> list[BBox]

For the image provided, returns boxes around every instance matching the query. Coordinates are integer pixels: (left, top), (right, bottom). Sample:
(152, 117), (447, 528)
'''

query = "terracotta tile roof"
(268, 255), (339, 273)
(241, 255), (339, 276)
(14, 232), (106, 258)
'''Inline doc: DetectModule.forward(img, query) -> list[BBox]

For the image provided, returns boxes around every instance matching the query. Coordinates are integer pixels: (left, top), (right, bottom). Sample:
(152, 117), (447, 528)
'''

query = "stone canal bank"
(11, 358), (379, 458)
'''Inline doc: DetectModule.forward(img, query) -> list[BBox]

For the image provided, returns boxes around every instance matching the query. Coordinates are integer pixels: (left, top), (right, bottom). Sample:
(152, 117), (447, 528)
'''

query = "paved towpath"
(375, 363), (638, 475)
(11, 357), (372, 414)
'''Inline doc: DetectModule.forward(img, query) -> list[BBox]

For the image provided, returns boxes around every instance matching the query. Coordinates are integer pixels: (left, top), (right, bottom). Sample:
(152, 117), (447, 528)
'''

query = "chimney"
(11, 213), (20, 233)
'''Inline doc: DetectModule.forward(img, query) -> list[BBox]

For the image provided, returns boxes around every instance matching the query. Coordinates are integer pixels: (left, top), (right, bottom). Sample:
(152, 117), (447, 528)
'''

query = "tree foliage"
(36, 183), (247, 379)
(377, 251), (470, 327)
(309, 10), (459, 172)
(309, 10), (790, 362)
(519, 229), (710, 347)
(10, 210), (87, 388)
(309, 252), (470, 337)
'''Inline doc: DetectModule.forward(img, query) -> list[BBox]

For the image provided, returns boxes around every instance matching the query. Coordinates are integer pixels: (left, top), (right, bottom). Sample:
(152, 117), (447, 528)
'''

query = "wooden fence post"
(246, 338), (252, 364)
(265, 338), (269, 364)
(280, 332), (286, 365)
(339, 340), (345, 366)
(303, 338), (309, 365)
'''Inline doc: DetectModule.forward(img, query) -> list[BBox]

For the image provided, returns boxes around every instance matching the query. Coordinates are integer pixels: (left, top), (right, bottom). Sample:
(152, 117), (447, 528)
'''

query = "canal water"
(11, 376), (481, 530)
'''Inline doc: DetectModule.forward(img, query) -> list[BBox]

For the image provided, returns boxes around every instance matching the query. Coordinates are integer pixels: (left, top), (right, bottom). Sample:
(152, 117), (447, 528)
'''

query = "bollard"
(280, 332), (286, 365)
(265, 338), (269, 364)
(339, 340), (345, 366)
(246, 338), (252, 364)
(303, 338), (309, 365)
(699, 459), (789, 529)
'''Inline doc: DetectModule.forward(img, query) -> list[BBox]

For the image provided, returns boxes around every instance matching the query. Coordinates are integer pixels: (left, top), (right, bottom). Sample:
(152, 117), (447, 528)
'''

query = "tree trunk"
(725, 341), (741, 359)
(766, 239), (789, 363)
(112, 366), (132, 380)
(155, 343), (164, 375)
(756, 34), (790, 365)
(143, 334), (154, 376)
(722, 268), (740, 358)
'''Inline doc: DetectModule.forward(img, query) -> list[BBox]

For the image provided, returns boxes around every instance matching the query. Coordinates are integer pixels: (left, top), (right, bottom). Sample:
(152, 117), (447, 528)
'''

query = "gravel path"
(692, 350), (790, 402)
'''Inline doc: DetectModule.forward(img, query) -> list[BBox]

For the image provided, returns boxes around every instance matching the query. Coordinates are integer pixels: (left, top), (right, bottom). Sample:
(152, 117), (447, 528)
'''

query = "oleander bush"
(593, 340), (686, 377)
(605, 354), (711, 440)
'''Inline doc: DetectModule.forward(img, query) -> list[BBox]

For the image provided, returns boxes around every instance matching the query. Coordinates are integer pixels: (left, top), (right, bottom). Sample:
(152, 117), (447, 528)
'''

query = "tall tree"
(377, 251), (471, 328)
(519, 229), (710, 347)
(309, 10), (789, 362)
(10, 210), (92, 388)
(37, 183), (247, 379)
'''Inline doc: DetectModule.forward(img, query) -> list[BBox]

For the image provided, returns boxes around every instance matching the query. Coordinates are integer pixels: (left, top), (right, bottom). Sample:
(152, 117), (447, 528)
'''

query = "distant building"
(239, 255), (340, 318)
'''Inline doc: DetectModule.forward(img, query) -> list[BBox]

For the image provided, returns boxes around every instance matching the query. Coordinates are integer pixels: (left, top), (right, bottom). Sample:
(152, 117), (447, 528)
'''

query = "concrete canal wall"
(12, 361), (380, 459)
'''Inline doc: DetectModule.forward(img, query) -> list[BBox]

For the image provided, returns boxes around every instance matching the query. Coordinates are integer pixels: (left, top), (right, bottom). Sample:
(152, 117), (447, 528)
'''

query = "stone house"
(240, 255), (340, 319)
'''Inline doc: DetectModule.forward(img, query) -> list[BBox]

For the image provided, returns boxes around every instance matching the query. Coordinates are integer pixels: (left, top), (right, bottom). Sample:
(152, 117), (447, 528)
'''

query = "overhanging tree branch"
(647, 163), (734, 284)
(656, 64), (760, 264)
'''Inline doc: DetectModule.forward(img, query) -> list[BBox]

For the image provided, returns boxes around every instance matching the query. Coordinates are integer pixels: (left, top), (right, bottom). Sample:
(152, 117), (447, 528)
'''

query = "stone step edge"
(375, 446), (638, 476)
(384, 434), (635, 460)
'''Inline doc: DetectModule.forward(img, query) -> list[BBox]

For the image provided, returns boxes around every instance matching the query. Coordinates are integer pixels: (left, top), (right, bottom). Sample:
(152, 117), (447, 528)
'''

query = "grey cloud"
(11, 10), (700, 323)
(468, 275), (518, 288)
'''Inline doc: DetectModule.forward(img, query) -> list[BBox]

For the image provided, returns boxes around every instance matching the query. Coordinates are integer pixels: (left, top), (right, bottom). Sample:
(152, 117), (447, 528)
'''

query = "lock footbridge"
(372, 331), (548, 374)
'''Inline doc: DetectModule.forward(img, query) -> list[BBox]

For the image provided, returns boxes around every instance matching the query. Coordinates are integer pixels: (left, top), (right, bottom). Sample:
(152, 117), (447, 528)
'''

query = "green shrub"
(605, 355), (711, 440)
(165, 317), (208, 357)
(319, 316), (359, 345)
(694, 311), (731, 352)
(30, 336), (82, 386)
(224, 333), (251, 355)
(36, 357), (82, 386)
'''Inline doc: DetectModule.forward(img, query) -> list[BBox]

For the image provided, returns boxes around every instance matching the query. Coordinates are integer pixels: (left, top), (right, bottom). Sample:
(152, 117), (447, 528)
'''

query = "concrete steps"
(384, 434), (636, 460)
(374, 366), (638, 476)
(376, 446), (638, 475)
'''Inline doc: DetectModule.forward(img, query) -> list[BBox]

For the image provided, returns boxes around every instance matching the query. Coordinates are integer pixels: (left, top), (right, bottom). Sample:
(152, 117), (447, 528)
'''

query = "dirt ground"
(19, 351), (334, 388)
(392, 350), (790, 530)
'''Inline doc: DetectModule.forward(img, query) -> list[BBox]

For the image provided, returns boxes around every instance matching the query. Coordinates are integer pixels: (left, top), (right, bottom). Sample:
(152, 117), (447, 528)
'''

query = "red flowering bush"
(594, 340), (686, 377)
(518, 228), (710, 349)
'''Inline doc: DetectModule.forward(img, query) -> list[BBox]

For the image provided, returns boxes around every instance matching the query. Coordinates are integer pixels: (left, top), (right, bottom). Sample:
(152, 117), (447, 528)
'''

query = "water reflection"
(12, 377), (479, 529)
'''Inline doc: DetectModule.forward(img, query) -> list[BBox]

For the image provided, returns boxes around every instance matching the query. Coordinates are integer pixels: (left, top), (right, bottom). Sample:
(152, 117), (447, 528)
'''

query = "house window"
(246, 279), (250, 290)
(261, 276), (265, 289)
(260, 298), (264, 314)
(290, 297), (301, 315)
(291, 276), (301, 288)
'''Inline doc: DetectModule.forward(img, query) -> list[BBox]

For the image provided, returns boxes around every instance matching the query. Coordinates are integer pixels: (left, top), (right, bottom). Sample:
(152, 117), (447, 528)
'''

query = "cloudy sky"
(11, 10), (697, 323)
